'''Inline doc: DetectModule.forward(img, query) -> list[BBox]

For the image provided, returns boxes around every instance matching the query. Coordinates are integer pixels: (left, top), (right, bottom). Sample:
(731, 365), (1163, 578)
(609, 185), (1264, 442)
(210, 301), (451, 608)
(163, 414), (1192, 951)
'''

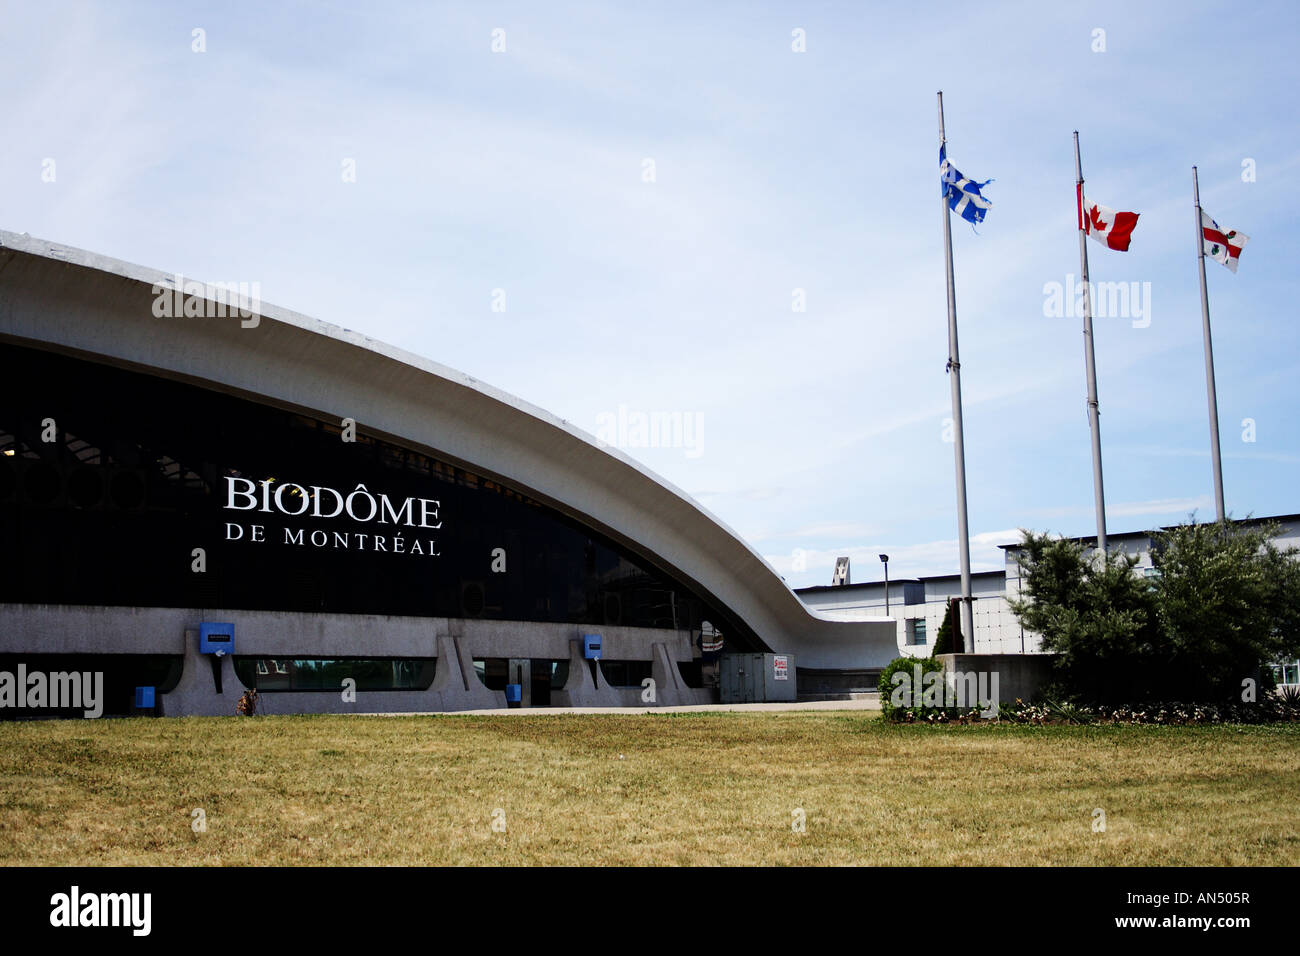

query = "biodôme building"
(0, 232), (895, 716)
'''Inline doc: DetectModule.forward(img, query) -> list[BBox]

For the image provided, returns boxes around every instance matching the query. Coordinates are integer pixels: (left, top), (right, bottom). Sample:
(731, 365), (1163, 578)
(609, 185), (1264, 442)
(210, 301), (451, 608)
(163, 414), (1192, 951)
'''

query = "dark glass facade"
(0, 341), (753, 646)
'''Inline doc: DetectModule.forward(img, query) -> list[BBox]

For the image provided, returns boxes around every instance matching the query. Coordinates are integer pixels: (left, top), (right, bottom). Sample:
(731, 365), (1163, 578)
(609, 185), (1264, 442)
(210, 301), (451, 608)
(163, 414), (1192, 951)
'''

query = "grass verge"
(1, 712), (1297, 865)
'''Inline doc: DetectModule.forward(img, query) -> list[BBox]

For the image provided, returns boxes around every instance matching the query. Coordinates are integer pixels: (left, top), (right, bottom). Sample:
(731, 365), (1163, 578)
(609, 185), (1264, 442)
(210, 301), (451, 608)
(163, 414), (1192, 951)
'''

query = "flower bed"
(884, 695), (1300, 725)
(996, 696), (1300, 725)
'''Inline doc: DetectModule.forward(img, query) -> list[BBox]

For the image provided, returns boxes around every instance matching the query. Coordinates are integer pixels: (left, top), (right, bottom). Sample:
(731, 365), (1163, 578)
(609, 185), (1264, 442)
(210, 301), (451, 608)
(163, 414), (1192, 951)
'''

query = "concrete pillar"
(551, 638), (624, 707)
(427, 635), (505, 711)
(166, 628), (243, 716)
(649, 641), (711, 707)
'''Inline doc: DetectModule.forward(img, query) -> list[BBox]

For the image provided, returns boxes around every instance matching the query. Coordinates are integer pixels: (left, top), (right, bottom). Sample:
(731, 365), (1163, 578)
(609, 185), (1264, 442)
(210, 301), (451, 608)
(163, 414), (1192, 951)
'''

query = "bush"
(877, 655), (981, 722)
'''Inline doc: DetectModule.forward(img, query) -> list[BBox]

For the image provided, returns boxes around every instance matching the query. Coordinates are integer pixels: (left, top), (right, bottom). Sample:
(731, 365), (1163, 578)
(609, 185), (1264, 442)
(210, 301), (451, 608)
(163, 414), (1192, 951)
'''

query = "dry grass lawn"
(1, 711), (1297, 865)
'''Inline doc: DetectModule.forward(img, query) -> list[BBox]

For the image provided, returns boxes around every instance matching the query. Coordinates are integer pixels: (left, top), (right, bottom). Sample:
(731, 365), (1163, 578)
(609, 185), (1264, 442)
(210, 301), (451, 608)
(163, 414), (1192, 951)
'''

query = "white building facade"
(798, 570), (1026, 658)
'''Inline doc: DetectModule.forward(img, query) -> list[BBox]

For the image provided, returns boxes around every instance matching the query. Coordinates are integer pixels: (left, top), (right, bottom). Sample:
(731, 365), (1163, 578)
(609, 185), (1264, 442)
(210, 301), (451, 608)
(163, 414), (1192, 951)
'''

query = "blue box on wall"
(199, 622), (235, 655)
(135, 686), (155, 709)
(582, 634), (602, 659)
(505, 684), (522, 703)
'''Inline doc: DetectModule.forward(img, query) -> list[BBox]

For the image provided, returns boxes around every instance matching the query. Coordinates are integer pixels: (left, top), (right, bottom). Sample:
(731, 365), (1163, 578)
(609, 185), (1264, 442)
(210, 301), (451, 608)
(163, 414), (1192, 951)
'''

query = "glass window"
(473, 658), (508, 690)
(908, 619), (927, 645)
(598, 660), (653, 687)
(234, 658), (437, 692)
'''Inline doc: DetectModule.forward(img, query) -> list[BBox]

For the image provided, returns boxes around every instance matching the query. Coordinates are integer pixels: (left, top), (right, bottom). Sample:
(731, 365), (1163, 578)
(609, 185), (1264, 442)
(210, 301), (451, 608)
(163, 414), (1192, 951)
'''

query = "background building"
(798, 515), (1300, 660)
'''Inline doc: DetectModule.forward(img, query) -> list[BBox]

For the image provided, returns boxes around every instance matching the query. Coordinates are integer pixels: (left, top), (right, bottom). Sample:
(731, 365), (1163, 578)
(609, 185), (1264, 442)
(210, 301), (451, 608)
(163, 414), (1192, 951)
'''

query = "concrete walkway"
(362, 697), (881, 717)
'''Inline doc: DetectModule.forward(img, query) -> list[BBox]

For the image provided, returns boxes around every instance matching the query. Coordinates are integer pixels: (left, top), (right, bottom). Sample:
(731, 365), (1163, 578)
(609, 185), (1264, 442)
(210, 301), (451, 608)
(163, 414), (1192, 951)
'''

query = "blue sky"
(4, 0), (1297, 587)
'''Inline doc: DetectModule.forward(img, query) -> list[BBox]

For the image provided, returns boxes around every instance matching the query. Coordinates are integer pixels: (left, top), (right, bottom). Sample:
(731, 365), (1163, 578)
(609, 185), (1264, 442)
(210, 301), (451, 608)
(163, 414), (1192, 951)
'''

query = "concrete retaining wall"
(935, 653), (1056, 706)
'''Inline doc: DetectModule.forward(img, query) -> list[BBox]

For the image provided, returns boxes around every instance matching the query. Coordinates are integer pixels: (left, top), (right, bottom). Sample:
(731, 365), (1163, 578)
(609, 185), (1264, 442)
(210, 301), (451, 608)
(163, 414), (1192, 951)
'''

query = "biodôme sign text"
(222, 476), (443, 558)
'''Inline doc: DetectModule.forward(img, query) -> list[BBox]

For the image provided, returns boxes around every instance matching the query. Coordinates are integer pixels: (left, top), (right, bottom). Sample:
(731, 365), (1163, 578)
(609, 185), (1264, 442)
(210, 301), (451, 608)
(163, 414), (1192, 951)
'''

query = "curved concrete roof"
(0, 230), (897, 669)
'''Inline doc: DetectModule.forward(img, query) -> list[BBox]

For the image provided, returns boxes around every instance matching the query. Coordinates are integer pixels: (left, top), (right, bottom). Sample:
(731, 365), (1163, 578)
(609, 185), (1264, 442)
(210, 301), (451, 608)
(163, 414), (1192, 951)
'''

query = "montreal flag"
(1078, 187), (1139, 251)
(1201, 209), (1248, 272)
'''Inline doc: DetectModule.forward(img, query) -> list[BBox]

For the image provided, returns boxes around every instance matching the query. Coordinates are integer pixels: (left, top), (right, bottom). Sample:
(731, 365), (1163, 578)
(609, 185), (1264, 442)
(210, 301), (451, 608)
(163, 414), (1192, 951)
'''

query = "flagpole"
(1073, 131), (1108, 554)
(1192, 166), (1226, 523)
(938, 91), (975, 650)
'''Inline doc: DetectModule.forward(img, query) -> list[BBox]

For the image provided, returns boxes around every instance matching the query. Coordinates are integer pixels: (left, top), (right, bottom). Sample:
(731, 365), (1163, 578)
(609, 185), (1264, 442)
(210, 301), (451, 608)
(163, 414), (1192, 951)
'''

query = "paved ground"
(364, 697), (882, 717)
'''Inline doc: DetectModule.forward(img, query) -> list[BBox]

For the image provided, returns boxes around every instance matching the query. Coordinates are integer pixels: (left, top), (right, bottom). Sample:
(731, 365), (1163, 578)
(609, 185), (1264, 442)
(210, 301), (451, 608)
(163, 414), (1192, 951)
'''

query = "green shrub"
(878, 655), (946, 720)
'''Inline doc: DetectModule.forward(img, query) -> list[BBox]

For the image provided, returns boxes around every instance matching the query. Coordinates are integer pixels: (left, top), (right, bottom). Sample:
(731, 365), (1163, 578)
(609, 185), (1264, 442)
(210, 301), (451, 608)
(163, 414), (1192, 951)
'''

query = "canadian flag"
(1077, 186), (1139, 251)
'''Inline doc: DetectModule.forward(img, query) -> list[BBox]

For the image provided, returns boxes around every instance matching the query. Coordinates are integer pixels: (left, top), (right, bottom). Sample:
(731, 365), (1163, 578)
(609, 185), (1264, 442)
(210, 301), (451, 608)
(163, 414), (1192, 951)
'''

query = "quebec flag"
(940, 143), (992, 226)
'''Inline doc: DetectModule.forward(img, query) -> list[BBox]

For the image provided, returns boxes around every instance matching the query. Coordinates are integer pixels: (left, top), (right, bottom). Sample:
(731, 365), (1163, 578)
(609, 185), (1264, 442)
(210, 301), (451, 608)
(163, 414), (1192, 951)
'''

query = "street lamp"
(879, 554), (890, 614)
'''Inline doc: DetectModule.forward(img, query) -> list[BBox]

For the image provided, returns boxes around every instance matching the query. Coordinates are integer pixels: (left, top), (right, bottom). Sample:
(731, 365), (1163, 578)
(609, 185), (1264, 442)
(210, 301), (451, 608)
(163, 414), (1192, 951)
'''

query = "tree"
(1009, 530), (1161, 702)
(1150, 520), (1300, 699)
(930, 598), (962, 656)
(1010, 518), (1300, 703)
